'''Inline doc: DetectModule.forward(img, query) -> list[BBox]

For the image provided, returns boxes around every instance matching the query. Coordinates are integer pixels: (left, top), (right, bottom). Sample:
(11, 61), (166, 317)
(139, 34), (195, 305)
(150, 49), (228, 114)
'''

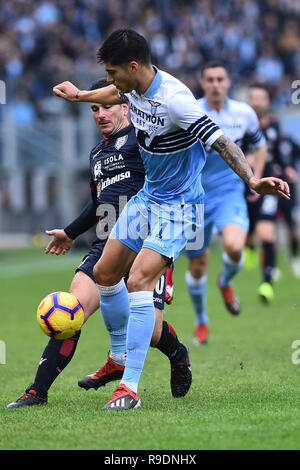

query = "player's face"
(104, 62), (138, 93)
(90, 102), (129, 137)
(201, 67), (231, 106)
(248, 88), (270, 118)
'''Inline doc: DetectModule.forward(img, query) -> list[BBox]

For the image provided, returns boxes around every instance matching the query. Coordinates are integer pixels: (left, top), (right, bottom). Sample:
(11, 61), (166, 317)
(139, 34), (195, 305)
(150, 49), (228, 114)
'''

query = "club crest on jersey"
(148, 100), (161, 115)
(115, 135), (128, 150)
(94, 161), (103, 179)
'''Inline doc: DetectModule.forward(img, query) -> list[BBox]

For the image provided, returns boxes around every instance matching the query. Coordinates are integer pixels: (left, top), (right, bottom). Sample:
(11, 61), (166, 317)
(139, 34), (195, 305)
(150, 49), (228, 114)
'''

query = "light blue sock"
(97, 279), (130, 356)
(185, 271), (208, 326)
(219, 251), (244, 287)
(121, 291), (155, 394)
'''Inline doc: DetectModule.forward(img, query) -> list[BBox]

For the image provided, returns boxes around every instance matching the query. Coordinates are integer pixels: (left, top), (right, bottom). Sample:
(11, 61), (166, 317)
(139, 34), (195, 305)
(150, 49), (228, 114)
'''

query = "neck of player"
(206, 97), (227, 112)
(136, 65), (156, 95)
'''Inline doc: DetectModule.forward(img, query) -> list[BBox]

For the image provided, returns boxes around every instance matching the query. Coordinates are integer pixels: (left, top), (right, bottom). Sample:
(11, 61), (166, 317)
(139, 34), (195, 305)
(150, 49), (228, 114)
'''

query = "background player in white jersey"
(53, 29), (290, 411)
(184, 62), (267, 345)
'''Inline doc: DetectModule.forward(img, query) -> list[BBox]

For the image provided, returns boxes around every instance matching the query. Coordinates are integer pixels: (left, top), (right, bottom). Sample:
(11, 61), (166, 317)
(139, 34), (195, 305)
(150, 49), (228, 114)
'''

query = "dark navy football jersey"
(262, 119), (288, 176)
(90, 123), (145, 215)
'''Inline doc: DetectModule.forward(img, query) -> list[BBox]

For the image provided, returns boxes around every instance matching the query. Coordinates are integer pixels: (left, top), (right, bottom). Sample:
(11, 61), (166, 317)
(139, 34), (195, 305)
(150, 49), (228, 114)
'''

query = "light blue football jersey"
(198, 97), (265, 196)
(121, 67), (223, 204)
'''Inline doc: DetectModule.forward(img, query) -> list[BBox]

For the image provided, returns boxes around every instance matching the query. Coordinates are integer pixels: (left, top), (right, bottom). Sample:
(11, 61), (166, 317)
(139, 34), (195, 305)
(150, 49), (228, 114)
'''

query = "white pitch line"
(0, 255), (83, 278)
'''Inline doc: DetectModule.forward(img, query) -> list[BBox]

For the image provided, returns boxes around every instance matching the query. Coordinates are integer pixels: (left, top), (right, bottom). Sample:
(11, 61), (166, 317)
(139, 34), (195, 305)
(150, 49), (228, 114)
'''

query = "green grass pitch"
(0, 245), (299, 450)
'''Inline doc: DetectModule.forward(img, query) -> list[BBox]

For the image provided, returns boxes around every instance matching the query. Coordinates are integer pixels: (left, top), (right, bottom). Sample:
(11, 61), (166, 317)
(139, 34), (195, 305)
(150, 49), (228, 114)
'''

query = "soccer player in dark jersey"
(276, 137), (300, 278)
(7, 79), (190, 409)
(245, 82), (297, 301)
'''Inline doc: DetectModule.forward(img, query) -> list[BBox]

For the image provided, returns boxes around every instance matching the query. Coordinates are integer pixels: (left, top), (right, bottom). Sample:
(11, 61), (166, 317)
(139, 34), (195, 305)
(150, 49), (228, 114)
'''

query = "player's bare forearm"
(76, 85), (123, 105)
(212, 135), (254, 186)
(212, 136), (290, 199)
(53, 81), (123, 105)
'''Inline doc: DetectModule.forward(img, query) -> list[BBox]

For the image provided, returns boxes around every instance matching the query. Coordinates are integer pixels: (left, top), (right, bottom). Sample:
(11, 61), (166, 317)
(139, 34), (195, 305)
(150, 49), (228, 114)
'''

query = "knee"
(188, 255), (207, 279)
(224, 243), (243, 263)
(93, 263), (120, 286)
(126, 271), (145, 293)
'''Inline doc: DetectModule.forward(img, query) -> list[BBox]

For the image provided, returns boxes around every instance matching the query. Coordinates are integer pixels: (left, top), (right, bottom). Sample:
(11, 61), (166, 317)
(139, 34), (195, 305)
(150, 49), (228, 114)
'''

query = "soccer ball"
(37, 292), (84, 339)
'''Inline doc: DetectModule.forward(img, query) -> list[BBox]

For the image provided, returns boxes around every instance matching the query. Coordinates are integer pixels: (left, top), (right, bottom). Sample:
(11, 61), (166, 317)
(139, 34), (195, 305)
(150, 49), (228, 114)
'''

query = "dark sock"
(153, 321), (186, 364)
(262, 242), (275, 284)
(33, 331), (81, 396)
(290, 238), (298, 258)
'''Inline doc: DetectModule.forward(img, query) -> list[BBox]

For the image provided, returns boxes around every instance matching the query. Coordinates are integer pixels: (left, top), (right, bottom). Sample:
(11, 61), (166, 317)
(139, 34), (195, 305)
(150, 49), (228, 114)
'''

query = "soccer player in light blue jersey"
(53, 29), (290, 410)
(185, 62), (267, 345)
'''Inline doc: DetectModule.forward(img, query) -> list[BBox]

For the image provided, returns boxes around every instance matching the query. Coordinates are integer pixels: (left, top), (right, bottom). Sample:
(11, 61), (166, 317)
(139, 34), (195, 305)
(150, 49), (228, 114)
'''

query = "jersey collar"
(203, 97), (230, 113)
(101, 124), (133, 146)
(142, 66), (163, 99)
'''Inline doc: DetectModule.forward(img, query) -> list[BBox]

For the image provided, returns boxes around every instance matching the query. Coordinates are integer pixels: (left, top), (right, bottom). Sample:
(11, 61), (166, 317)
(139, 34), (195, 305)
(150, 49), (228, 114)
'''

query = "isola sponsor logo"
(130, 103), (165, 126)
(103, 154), (124, 165)
(101, 171), (131, 190)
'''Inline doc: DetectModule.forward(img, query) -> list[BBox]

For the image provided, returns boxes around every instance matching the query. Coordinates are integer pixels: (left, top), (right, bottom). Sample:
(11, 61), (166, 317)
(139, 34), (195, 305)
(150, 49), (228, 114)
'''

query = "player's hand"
(249, 176), (290, 200)
(45, 229), (74, 255)
(53, 81), (79, 102)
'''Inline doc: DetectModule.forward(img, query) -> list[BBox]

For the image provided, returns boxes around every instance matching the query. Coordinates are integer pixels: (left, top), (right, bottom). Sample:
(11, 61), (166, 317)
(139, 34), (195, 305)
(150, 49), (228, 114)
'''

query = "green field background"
(0, 245), (299, 450)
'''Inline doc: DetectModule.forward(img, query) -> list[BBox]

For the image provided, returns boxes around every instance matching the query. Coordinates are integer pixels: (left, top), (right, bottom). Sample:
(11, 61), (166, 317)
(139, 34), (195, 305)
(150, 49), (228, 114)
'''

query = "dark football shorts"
(277, 183), (296, 227)
(76, 240), (166, 310)
(247, 194), (278, 235)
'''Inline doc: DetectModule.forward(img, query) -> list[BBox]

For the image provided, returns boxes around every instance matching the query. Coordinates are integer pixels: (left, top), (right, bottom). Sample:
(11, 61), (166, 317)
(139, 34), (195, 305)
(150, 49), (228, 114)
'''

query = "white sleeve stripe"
(187, 117), (220, 141)
(196, 124), (220, 142)
(197, 123), (219, 139)
(156, 137), (197, 150)
(161, 130), (190, 142)
(191, 122), (215, 138)
(205, 129), (223, 147)
(188, 116), (212, 134)
(157, 134), (196, 146)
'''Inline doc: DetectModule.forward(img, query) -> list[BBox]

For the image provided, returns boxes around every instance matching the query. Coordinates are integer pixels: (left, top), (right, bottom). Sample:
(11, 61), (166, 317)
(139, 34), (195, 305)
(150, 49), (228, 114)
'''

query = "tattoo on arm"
(211, 135), (254, 186)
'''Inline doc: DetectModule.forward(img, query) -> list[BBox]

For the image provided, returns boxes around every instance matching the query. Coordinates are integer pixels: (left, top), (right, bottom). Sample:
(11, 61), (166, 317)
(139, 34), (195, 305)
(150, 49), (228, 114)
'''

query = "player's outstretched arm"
(53, 81), (123, 105)
(212, 135), (290, 200)
(45, 229), (74, 256)
(45, 200), (98, 256)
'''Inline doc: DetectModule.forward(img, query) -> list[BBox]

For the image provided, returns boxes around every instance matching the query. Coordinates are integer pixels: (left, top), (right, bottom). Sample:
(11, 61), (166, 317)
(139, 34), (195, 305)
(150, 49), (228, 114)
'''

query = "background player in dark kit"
(246, 82), (298, 302)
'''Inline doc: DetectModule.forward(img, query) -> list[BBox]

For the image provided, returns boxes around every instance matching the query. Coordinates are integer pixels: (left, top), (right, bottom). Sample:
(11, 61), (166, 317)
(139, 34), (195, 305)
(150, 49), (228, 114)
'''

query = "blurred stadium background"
(0, 0), (299, 248)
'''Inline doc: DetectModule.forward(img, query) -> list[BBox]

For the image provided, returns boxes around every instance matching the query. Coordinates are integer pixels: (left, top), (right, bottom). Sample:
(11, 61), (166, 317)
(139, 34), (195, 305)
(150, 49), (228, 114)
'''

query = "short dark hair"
(248, 82), (273, 101)
(201, 61), (229, 75)
(97, 29), (151, 66)
(89, 78), (112, 91)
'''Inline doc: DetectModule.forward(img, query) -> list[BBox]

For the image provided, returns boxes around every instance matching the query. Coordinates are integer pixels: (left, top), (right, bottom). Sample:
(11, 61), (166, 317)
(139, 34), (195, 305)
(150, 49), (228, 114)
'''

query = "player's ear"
(128, 61), (139, 73)
(121, 102), (129, 116)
